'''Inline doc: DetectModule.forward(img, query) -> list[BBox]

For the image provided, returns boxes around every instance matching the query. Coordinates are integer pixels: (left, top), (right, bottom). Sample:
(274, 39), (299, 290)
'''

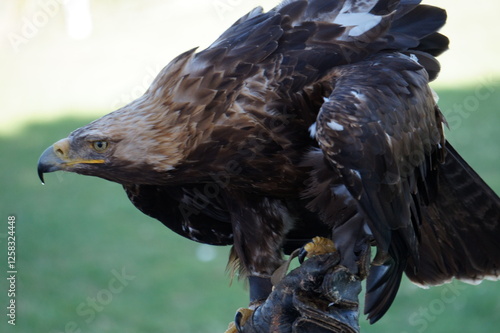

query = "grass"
(0, 82), (499, 333)
(0, 118), (248, 333)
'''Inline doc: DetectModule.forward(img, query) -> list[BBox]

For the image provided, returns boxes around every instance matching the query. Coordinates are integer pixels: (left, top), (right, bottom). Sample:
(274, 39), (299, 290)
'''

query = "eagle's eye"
(92, 141), (109, 152)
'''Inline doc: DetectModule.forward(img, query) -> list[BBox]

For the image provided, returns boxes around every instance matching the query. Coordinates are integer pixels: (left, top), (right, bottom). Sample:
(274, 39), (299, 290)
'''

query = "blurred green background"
(1, 1), (499, 332)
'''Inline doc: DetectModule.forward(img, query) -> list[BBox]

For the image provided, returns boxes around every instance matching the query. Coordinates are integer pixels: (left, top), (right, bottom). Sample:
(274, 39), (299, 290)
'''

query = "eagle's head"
(37, 99), (189, 185)
(37, 49), (207, 185)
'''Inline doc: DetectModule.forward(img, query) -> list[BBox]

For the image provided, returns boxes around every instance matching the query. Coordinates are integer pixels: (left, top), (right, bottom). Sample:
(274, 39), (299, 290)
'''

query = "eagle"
(38, 0), (500, 325)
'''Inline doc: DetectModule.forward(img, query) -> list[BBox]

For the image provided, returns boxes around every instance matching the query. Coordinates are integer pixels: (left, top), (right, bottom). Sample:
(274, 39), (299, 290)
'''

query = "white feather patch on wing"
(327, 120), (344, 131)
(409, 53), (420, 64)
(385, 133), (393, 148)
(351, 90), (366, 102)
(309, 122), (317, 139)
(334, 12), (382, 37)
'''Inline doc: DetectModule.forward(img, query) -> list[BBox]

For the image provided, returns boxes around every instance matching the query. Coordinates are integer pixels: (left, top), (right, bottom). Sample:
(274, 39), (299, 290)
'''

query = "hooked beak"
(38, 139), (68, 184)
(37, 138), (104, 184)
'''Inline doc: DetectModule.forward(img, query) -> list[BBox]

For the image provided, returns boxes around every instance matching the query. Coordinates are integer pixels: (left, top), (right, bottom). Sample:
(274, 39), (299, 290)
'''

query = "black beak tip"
(37, 144), (59, 185)
(38, 167), (45, 185)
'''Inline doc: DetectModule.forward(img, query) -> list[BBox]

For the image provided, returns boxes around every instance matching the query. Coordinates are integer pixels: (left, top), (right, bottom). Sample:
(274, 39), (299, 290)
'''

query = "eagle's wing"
(124, 184), (233, 245)
(314, 49), (500, 323)
(313, 52), (446, 322)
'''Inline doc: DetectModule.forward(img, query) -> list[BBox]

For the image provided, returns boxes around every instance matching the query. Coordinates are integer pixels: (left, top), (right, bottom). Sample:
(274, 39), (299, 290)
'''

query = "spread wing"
(313, 52), (446, 322)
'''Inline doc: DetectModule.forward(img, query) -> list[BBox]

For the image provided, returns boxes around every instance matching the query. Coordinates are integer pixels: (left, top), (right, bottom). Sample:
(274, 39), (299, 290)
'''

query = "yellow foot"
(271, 237), (337, 285)
(299, 236), (336, 262)
(225, 307), (254, 333)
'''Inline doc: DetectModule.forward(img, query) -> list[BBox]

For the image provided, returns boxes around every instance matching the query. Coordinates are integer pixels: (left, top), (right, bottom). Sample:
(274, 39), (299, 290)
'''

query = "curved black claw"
(298, 237), (337, 264)
(235, 311), (243, 333)
(228, 308), (253, 333)
(298, 247), (308, 264)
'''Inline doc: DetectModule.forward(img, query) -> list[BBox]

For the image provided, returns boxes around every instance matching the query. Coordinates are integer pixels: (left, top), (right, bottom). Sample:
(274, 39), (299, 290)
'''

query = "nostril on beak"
(55, 148), (64, 158)
(52, 138), (71, 159)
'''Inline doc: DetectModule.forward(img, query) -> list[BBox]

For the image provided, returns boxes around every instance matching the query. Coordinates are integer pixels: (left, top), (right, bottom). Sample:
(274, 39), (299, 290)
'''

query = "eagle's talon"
(298, 247), (308, 264)
(235, 310), (243, 333)
(299, 236), (337, 263)
(225, 308), (254, 333)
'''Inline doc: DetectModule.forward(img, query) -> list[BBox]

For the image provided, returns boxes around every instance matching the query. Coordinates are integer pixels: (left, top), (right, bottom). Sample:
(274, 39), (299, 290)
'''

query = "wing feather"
(124, 184), (233, 245)
(314, 52), (444, 322)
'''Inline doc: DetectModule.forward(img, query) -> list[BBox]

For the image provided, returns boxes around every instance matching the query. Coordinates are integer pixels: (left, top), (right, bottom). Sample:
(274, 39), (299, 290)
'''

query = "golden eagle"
(38, 0), (500, 324)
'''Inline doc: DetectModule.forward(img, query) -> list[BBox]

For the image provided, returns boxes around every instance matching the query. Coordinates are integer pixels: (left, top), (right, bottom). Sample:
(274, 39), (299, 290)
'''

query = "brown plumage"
(37, 0), (500, 324)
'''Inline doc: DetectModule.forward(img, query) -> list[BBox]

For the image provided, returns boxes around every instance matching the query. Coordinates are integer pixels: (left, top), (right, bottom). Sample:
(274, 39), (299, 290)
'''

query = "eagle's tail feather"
(405, 142), (500, 286)
(365, 141), (500, 322)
